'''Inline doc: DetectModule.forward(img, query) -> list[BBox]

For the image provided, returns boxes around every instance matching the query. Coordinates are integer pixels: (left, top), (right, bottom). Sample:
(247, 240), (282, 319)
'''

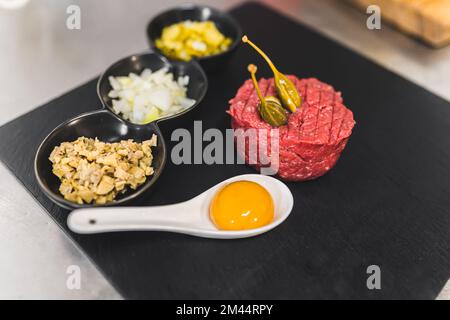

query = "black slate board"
(1, 2), (450, 299)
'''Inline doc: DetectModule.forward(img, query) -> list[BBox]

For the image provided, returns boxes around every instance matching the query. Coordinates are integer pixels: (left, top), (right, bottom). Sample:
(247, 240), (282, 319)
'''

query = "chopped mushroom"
(49, 136), (157, 204)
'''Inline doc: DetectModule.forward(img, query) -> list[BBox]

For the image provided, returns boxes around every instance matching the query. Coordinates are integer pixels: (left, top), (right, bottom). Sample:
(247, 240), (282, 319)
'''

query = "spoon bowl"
(68, 174), (294, 239)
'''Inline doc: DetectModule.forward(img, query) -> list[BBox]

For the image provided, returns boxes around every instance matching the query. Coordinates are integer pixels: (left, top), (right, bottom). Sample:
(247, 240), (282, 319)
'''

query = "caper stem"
(242, 35), (279, 74)
(247, 64), (264, 103)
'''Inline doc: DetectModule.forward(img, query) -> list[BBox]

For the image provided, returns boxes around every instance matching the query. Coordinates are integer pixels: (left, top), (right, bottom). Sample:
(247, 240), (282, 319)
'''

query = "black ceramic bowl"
(35, 52), (207, 210)
(34, 110), (166, 210)
(146, 4), (242, 72)
(97, 52), (208, 123)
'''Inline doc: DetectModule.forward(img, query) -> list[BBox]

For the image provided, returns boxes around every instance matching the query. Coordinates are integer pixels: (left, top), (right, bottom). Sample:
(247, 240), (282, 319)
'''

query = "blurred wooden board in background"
(349, 0), (450, 47)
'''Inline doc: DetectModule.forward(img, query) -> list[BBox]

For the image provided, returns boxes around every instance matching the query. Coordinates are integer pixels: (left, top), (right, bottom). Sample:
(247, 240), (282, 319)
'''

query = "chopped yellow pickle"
(155, 20), (233, 61)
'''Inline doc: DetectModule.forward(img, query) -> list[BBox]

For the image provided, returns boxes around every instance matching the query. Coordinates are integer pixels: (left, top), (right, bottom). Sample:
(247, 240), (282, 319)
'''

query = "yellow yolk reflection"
(210, 181), (274, 231)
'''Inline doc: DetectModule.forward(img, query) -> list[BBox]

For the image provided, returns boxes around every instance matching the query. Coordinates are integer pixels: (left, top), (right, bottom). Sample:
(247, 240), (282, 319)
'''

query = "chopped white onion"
(108, 68), (195, 124)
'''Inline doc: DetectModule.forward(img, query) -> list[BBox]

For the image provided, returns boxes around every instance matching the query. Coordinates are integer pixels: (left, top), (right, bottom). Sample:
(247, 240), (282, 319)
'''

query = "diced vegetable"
(155, 20), (232, 61)
(108, 68), (196, 124)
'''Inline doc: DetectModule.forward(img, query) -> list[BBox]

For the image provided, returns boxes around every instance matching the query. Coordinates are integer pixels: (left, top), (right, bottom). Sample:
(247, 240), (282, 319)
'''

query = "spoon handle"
(67, 204), (201, 234)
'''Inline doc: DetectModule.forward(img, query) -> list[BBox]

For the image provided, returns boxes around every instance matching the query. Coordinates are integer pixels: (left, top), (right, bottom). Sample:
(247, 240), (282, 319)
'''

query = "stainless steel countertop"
(1, 0), (449, 299)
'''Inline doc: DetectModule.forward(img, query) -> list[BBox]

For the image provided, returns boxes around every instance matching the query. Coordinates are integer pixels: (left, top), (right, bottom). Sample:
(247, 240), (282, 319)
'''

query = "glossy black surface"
(146, 4), (242, 73)
(97, 52), (208, 124)
(34, 110), (166, 210)
(1, 3), (450, 299)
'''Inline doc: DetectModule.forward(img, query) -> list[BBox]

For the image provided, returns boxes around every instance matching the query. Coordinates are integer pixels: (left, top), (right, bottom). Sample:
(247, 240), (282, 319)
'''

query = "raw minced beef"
(228, 76), (355, 181)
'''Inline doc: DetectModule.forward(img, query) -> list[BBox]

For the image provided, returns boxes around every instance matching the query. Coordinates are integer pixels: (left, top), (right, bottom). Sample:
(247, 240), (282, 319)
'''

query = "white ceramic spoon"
(67, 174), (294, 239)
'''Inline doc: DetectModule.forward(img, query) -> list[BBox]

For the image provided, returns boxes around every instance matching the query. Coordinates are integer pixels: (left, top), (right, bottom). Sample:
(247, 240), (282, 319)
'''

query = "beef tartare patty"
(228, 76), (355, 181)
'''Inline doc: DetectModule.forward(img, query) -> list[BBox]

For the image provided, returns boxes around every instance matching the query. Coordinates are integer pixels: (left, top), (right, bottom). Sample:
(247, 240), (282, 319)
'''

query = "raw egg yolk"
(210, 181), (274, 231)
